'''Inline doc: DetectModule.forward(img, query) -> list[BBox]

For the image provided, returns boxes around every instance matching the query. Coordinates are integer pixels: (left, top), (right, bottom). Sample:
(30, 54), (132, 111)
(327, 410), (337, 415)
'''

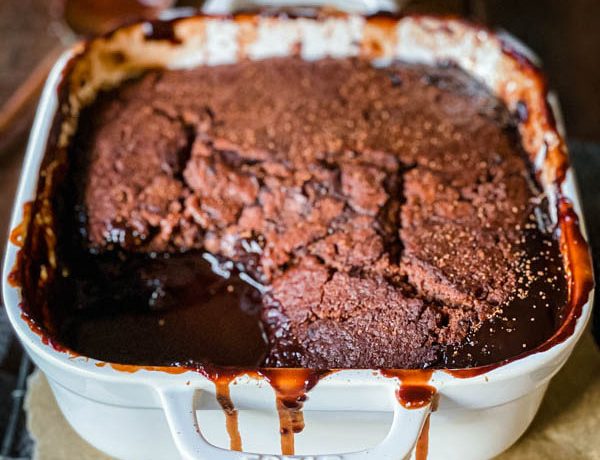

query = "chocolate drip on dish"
(380, 370), (436, 409)
(215, 377), (243, 451)
(201, 367), (248, 452)
(416, 414), (431, 460)
(260, 369), (327, 455)
(380, 370), (436, 459)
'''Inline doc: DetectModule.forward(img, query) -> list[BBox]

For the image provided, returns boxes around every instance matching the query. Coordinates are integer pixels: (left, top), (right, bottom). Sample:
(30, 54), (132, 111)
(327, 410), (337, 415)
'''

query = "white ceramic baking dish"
(3, 11), (594, 460)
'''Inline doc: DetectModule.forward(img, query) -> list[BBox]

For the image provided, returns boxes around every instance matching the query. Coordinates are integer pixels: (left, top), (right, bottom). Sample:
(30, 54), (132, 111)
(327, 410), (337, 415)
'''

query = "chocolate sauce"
(446, 198), (594, 378)
(380, 370), (436, 409)
(211, 370), (244, 451)
(143, 20), (182, 44)
(415, 414), (431, 460)
(57, 252), (268, 367)
(443, 211), (568, 369)
(260, 369), (328, 455)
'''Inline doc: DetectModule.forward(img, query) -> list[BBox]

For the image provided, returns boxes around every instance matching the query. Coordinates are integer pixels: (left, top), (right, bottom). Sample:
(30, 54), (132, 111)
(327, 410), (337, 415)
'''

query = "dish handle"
(158, 386), (431, 460)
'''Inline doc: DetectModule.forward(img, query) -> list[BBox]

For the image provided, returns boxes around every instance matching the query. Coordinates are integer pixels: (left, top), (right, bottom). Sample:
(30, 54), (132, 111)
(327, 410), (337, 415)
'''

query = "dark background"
(0, 1), (598, 457)
(408, 0), (600, 143)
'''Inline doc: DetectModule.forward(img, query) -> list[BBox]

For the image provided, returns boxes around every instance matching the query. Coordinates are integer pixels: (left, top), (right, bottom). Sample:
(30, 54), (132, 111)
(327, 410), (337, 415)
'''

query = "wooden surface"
(1, 0), (599, 157)
(0, 0), (63, 255)
(405, 0), (600, 141)
(475, 0), (600, 142)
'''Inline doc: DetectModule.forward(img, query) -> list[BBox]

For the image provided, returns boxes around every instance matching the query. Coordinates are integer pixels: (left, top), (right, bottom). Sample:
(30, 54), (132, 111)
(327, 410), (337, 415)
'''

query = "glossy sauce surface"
(59, 252), (268, 367)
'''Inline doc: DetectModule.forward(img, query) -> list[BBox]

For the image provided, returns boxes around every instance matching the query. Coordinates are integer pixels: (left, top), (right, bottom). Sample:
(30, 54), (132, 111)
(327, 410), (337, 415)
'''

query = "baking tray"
(2, 10), (594, 460)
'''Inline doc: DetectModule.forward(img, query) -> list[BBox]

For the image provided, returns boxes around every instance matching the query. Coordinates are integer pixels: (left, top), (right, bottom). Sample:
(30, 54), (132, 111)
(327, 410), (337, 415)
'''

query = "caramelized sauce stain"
(380, 370), (435, 409)
(260, 369), (328, 455)
(415, 414), (431, 460)
(381, 370), (435, 459)
(214, 374), (243, 451)
(558, 198), (595, 323)
(8, 203), (32, 287)
(9, 202), (31, 248)
(20, 312), (70, 354)
(107, 363), (188, 374)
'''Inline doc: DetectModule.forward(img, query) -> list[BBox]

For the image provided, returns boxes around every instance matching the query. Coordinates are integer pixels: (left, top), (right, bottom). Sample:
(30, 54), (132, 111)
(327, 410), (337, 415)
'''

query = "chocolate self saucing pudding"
(47, 57), (566, 369)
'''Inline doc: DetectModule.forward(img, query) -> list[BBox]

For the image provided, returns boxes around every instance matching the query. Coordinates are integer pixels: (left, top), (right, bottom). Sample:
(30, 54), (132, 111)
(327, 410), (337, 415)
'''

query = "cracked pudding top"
(52, 57), (567, 369)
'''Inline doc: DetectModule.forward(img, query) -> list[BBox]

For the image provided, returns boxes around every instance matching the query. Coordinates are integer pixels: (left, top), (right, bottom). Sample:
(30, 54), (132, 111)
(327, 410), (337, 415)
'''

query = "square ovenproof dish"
(3, 10), (594, 460)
